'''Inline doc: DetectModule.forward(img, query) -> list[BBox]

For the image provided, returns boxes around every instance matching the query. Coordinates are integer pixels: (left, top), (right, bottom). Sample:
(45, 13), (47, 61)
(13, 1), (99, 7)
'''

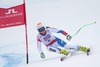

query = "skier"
(36, 22), (90, 59)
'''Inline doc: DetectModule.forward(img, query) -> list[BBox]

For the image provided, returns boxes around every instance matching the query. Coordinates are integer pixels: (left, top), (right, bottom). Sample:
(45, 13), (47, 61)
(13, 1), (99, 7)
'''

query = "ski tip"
(60, 58), (63, 61)
(60, 57), (64, 61)
(87, 48), (91, 56)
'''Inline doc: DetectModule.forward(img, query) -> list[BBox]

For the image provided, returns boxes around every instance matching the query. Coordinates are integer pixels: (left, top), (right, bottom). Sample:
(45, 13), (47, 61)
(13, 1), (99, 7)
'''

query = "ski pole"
(72, 22), (96, 37)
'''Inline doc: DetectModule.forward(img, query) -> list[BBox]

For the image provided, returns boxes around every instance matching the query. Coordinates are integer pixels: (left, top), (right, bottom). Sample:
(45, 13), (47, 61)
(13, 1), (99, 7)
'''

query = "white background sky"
(0, 0), (100, 67)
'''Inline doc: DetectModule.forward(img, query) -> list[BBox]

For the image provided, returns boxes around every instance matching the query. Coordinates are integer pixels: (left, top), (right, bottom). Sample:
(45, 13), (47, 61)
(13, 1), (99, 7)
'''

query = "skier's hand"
(66, 34), (72, 41)
(40, 53), (45, 59)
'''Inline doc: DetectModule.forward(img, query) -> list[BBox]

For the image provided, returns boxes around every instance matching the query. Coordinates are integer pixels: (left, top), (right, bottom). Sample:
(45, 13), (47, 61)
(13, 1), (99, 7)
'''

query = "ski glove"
(66, 34), (72, 41)
(40, 53), (45, 59)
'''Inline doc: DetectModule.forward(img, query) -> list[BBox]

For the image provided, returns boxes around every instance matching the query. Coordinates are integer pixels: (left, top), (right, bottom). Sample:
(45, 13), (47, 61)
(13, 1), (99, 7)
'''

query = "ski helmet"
(36, 22), (45, 32)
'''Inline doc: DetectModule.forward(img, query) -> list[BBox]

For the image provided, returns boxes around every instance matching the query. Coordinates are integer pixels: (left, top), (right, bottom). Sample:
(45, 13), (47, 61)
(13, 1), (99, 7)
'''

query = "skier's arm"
(47, 27), (72, 41)
(47, 27), (68, 36)
(57, 30), (72, 40)
(37, 36), (45, 59)
(37, 36), (43, 54)
(57, 30), (68, 36)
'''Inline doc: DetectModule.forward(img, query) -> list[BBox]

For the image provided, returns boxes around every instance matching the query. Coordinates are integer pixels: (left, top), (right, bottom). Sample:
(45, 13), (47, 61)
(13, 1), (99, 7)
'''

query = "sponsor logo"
(44, 34), (51, 41)
(5, 9), (18, 14)
(0, 8), (23, 19)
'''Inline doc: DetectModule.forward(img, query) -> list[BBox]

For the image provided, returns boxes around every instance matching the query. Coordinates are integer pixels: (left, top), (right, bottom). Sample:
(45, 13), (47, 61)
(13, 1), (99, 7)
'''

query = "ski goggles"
(38, 27), (45, 32)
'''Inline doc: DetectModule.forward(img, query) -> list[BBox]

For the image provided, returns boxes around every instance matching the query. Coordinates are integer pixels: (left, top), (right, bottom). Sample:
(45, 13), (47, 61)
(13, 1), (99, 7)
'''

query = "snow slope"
(0, 0), (100, 67)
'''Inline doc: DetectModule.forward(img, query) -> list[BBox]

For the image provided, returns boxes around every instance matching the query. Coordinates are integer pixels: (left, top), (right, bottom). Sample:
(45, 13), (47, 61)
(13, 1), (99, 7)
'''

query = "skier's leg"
(47, 46), (69, 56)
(55, 37), (90, 53)
(64, 44), (90, 53)
(55, 37), (79, 51)
(64, 44), (79, 51)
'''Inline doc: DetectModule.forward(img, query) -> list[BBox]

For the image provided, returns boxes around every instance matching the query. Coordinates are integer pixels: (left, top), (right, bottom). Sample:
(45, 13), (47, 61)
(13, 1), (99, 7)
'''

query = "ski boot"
(80, 46), (90, 55)
(60, 49), (69, 56)
(60, 49), (69, 61)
